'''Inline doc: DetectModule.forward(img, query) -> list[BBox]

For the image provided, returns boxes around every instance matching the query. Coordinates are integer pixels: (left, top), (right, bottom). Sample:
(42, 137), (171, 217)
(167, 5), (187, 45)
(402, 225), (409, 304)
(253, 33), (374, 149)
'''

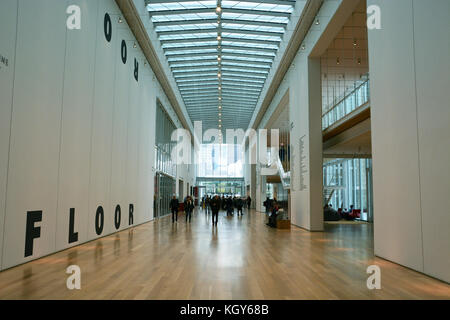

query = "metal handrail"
(322, 77), (370, 130)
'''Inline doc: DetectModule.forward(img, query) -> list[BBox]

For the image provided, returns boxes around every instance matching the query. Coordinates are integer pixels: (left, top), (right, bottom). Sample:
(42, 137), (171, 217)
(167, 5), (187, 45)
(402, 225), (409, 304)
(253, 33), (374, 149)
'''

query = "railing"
(276, 156), (291, 190)
(266, 149), (291, 190)
(322, 77), (370, 130)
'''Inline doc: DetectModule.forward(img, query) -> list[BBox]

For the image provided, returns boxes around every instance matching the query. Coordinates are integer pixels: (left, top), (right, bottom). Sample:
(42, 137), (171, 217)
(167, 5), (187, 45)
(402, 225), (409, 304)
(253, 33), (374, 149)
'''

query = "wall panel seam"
(1, 0), (20, 271)
(411, 0), (425, 272)
(86, 1), (100, 240)
(54, 0), (70, 252)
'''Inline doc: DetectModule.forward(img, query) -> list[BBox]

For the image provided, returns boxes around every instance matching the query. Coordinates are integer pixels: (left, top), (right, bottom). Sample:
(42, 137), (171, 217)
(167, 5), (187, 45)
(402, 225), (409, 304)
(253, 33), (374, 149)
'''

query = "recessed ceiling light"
(219, 113), (222, 116)
(217, 35), (221, 40)
(118, 17), (123, 23)
(336, 57), (340, 65)
(315, 19), (320, 25)
(216, 6), (222, 14)
(133, 42), (137, 48)
(217, 56), (221, 61)
(218, 72), (221, 78)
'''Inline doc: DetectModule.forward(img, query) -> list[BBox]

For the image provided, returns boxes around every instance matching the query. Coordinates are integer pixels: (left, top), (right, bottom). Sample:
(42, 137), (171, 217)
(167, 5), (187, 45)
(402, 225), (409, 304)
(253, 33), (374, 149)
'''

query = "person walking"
(236, 197), (244, 216)
(184, 196), (194, 223)
(263, 197), (273, 215)
(205, 195), (211, 214)
(226, 196), (234, 216)
(170, 195), (179, 223)
(246, 195), (252, 210)
(210, 194), (221, 226)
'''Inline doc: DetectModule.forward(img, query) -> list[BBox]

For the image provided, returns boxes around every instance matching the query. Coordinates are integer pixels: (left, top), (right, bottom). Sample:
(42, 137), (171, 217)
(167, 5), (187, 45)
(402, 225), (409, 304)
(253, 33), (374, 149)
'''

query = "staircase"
(276, 156), (291, 190)
(323, 169), (345, 205)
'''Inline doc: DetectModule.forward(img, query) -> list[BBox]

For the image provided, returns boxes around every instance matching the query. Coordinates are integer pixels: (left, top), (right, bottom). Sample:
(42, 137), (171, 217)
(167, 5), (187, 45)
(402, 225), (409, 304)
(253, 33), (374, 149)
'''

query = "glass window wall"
(155, 102), (177, 177)
(323, 158), (373, 221)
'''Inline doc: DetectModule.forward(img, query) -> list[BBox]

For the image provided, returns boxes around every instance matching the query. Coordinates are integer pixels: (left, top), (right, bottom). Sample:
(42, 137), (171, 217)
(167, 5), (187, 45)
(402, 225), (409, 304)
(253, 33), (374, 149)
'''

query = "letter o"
(121, 40), (127, 64)
(95, 206), (104, 235)
(114, 205), (121, 230)
(104, 13), (112, 42)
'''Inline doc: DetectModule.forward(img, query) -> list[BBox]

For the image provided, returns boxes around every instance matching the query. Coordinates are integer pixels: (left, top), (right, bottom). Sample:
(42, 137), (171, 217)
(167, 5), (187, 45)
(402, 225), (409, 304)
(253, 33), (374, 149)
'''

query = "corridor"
(0, 210), (448, 300)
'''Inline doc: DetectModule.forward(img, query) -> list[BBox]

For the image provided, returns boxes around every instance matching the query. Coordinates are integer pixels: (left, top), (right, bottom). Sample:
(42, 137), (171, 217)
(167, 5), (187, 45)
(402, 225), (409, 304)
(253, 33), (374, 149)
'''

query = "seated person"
(266, 201), (279, 228)
(343, 205), (355, 220)
(324, 204), (341, 221)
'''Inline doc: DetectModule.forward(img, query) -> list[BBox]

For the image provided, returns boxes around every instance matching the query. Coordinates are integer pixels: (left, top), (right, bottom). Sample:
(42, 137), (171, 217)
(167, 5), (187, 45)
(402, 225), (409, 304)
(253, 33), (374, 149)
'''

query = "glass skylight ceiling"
(146, 0), (296, 132)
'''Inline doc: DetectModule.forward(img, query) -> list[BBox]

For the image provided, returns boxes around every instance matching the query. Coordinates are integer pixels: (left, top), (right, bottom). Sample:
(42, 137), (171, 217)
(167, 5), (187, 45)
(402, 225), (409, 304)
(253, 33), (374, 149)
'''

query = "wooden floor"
(0, 209), (449, 300)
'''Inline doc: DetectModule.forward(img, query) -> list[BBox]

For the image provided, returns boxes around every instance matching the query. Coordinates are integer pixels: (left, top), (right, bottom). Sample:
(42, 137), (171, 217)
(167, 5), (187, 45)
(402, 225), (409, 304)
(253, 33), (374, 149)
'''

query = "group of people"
(202, 195), (252, 219)
(170, 194), (253, 226)
(323, 204), (356, 221)
(263, 197), (280, 228)
(170, 195), (195, 223)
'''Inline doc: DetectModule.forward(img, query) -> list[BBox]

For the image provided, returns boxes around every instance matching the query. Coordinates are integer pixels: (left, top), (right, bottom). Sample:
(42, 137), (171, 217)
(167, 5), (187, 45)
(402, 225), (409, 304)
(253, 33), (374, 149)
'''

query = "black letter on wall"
(134, 58), (139, 82)
(68, 208), (78, 244)
(121, 40), (127, 64)
(104, 13), (112, 42)
(25, 211), (42, 257)
(114, 205), (121, 230)
(129, 204), (134, 225)
(95, 206), (104, 235)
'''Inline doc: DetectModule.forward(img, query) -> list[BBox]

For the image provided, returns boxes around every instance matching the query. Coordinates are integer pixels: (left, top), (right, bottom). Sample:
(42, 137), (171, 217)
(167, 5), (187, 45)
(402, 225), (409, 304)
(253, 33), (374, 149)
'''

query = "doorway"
(154, 173), (176, 218)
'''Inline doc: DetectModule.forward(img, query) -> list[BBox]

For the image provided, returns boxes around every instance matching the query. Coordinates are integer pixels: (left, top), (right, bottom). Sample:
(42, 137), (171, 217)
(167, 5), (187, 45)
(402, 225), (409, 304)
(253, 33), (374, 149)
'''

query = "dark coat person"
(210, 195), (221, 226)
(184, 196), (194, 223)
(170, 196), (179, 223)
(236, 197), (244, 216)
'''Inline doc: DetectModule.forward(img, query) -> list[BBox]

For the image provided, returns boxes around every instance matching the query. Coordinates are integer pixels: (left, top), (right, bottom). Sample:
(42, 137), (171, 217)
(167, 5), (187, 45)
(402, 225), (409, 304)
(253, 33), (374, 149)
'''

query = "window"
(198, 143), (243, 177)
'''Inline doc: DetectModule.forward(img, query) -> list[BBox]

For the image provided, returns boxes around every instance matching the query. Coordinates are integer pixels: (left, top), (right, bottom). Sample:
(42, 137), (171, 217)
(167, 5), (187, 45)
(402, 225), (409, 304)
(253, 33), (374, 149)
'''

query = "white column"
(368, 0), (450, 283)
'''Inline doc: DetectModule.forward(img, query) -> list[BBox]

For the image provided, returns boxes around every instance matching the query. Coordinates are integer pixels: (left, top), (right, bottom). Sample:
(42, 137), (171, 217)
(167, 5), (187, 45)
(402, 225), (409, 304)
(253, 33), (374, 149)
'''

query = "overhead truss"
(146, 0), (295, 130)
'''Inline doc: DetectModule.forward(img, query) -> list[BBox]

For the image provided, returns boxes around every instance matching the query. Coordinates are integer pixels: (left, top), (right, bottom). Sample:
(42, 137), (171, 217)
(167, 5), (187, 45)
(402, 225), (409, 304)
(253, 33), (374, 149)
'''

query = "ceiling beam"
(173, 71), (267, 79)
(172, 64), (270, 73)
(146, 0), (295, 6)
(185, 100), (256, 106)
(180, 89), (261, 96)
(154, 18), (287, 29)
(184, 95), (258, 102)
(176, 77), (264, 84)
(157, 27), (284, 37)
(189, 110), (255, 115)
(182, 91), (260, 98)
(188, 105), (257, 111)
(167, 51), (275, 59)
(164, 44), (278, 54)
(184, 96), (259, 103)
(149, 7), (291, 18)
(185, 102), (256, 108)
(160, 36), (280, 46)
(177, 81), (264, 89)
(170, 58), (273, 68)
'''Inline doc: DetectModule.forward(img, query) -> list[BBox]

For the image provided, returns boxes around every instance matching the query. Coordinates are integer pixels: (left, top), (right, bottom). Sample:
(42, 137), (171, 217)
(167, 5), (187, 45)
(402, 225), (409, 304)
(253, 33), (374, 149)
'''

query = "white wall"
(0, 0), (183, 270)
(368, 0), (450, 283)
(0, 0), (18, 268)
(256, 0), (341, 230)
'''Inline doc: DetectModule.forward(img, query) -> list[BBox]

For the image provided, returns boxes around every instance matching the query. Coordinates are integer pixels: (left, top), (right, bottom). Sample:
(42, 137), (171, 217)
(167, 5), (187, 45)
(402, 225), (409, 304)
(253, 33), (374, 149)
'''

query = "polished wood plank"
(0, 209), (449, 300)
